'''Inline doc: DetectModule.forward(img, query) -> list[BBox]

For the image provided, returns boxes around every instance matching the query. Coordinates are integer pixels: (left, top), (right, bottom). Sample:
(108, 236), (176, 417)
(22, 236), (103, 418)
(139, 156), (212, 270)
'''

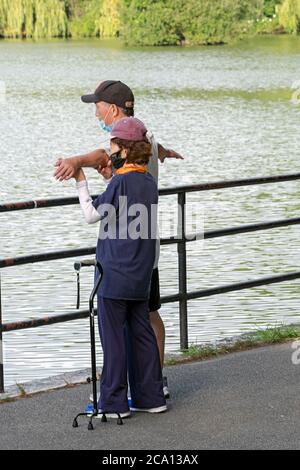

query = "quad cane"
(72, 259), (124, 430)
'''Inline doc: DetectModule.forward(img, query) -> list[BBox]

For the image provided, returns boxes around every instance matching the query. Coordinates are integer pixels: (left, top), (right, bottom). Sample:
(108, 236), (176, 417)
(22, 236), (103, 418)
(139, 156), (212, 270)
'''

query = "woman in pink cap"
(74, 117), (167, 418)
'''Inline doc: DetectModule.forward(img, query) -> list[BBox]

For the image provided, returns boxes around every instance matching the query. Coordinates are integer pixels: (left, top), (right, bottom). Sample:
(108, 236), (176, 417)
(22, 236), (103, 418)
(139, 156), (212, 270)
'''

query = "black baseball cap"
(81, 80), (134, 109)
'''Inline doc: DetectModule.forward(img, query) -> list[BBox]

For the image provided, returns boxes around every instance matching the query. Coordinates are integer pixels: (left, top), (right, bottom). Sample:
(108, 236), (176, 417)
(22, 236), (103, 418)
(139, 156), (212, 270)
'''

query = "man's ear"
(112, 104), (119, 117)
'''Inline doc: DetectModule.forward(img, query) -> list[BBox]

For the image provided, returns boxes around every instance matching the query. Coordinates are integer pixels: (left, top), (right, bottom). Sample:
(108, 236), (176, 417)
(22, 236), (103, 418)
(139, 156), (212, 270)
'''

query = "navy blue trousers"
(97, 296), (166, 414)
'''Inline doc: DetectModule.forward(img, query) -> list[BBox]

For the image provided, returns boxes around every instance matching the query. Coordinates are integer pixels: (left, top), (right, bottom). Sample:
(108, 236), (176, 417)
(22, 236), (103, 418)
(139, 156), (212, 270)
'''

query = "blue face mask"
(98, 120), (113, 133)
(98, 105), (113, 133)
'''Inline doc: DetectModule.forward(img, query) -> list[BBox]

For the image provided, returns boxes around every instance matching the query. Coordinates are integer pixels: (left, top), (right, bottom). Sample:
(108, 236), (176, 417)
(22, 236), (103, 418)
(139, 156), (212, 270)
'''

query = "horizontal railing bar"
(0, 247), (96, 268)
(161, 271), (300, 303)
(0, 196), (84, 212)
(1, 173), (300, 213)
(186, 271), (300, 300)
(1, 216), (299, 268)
(159, 173), (300, 196)
(204, 217), (300, 240)
(2, 310), (90, 332)
(3, 270), (300, 333)
(160, 216), (300, 245)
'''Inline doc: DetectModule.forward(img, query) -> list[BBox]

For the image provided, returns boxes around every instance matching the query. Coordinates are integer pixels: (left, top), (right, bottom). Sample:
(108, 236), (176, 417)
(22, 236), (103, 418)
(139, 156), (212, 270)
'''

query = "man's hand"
(157, 143), (184, 163)
(160, 148), (184, 163)
(54, 150), (109, 181)
(54, 157), (79, 181)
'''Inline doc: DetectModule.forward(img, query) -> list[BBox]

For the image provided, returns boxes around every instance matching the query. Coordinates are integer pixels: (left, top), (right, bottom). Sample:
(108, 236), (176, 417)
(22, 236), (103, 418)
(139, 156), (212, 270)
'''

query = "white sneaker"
(130, 405), (167, 413)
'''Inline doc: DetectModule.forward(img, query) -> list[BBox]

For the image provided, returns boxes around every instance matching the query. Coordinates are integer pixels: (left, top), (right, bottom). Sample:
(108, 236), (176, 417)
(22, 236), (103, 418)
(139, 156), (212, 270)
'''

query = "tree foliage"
(121, 0), (265, 45)
(0, 0), (299, 43)
(0, 0), (68, 38)
(278, 0), (300, 33)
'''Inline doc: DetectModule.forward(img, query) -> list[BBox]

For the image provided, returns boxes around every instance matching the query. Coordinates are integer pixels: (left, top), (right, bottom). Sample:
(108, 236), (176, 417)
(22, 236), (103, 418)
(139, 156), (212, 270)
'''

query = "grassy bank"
(1, 0), (300, 45)
(165, 323), (300, 366)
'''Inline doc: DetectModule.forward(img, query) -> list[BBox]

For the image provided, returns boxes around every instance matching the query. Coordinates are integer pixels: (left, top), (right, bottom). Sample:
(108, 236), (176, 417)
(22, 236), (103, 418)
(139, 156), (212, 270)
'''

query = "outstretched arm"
(157, 143), (184, 163)
(54, 149), (109, 181)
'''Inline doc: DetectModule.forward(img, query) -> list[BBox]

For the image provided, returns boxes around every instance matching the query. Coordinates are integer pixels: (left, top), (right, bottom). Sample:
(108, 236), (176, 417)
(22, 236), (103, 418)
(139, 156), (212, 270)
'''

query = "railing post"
(178, 192), (188, 350)
(0, 272), (4, 393)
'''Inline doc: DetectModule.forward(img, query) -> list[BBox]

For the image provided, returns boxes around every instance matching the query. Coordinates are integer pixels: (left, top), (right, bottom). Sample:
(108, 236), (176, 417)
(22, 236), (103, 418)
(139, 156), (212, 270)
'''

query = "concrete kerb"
(0, 367), (101, 403)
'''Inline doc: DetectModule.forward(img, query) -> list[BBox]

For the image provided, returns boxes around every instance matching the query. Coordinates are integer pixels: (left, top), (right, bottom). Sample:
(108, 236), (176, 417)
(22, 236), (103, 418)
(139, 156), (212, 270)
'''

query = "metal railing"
(1, 172), (300, 393)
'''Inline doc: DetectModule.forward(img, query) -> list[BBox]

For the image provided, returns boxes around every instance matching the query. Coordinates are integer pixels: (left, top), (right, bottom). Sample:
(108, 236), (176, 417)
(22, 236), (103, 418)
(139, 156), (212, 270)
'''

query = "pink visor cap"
(110, 117), (148, 142)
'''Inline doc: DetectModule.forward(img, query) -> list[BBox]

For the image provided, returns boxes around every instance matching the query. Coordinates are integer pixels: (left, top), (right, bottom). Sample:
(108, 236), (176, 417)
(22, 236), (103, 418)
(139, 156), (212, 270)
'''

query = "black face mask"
(110, 151), (125, 170)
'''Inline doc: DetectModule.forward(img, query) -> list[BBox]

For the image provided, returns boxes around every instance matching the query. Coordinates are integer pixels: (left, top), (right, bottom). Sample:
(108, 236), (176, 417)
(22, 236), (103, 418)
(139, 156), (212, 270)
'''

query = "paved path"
(0, 342), (299, 450)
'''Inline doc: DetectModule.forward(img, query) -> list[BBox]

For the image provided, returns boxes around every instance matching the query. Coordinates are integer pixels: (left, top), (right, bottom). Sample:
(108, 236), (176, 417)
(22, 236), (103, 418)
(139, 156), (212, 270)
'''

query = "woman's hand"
(97, 159), (113, 180)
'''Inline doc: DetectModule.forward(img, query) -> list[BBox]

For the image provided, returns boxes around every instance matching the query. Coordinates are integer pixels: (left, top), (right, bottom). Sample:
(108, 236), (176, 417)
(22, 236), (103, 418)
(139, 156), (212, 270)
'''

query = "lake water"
(1, 36), (300, 387)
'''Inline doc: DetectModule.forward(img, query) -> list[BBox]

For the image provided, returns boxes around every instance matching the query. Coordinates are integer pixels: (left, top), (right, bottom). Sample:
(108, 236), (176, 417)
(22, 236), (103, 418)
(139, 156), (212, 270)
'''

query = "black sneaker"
(163, 376), (170, 399)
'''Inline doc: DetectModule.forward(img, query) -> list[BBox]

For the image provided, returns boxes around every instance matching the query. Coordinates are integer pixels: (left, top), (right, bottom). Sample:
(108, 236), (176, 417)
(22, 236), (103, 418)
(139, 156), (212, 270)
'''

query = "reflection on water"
(1, 36), (300, 386)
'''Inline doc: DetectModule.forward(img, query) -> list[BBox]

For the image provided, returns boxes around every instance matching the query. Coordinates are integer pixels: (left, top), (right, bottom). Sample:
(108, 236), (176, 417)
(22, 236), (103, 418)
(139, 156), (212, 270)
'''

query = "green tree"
(121, 0), (264, 46)
(0, 0), (68, 38)
(278, 0), (300, 33)
(0, 0), (299, 43)
(67, 0), (101, 37)
(95, 0), (121, 38)
(263, 0), (282, 17)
